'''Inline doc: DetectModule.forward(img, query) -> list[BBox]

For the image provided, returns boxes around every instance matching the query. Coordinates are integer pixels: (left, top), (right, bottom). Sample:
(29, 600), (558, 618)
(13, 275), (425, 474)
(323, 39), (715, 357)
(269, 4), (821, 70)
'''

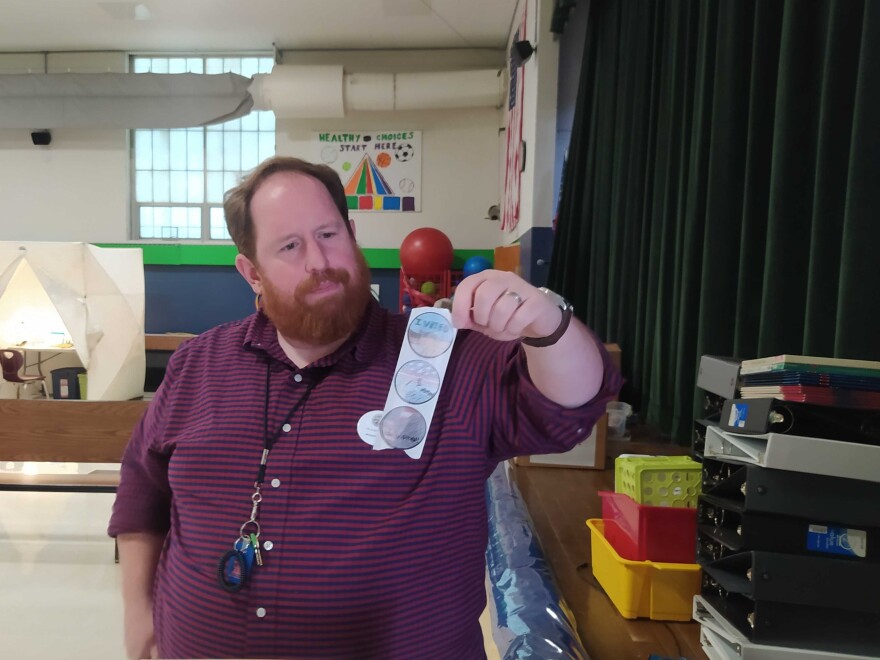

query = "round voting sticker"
(395, 360), (440, 405)
(379, 406), (427, 449)
(357, 409), (383, 446)
(407, 312), (455, 358)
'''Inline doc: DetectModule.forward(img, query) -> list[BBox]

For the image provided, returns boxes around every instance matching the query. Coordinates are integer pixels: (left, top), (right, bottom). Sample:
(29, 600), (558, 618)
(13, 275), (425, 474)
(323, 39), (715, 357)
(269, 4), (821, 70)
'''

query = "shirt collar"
(242, 297), (386, 369)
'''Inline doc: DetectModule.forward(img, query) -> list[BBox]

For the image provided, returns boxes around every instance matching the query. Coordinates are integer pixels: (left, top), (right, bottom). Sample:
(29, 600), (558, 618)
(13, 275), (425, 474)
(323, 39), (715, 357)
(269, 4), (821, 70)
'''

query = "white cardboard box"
(516, 413), (607, 469)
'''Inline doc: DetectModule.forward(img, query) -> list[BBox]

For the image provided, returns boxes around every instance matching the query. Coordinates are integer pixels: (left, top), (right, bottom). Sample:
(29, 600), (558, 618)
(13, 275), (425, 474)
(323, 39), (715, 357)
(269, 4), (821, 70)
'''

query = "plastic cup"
(606, 401), (632, 438)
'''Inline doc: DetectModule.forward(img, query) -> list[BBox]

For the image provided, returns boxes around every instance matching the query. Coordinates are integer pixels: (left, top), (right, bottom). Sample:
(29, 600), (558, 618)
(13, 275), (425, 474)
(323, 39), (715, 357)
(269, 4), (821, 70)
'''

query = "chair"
(0, 349), (49, 399)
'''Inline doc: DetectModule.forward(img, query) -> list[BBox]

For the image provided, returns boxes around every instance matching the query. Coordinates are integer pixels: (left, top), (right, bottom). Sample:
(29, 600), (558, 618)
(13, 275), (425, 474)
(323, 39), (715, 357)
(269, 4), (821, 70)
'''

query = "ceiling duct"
(0, 65), (503, 129)
(0, 72), (252, 129)
(245, 65), (504, 117)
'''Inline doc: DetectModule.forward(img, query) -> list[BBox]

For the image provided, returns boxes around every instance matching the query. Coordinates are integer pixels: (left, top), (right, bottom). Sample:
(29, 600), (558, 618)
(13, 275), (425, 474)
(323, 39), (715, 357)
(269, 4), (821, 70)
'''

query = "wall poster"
(315, 130), (422, 213)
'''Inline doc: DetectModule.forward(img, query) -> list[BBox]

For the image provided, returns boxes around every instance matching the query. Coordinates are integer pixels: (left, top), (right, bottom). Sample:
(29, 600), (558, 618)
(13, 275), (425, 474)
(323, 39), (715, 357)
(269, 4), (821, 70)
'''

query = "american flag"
(502, 4), (527, 233)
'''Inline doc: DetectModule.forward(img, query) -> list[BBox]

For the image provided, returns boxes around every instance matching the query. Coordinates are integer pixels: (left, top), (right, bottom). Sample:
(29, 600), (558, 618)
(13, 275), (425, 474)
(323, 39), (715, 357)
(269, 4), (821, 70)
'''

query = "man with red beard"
(110, 157), (621, 659)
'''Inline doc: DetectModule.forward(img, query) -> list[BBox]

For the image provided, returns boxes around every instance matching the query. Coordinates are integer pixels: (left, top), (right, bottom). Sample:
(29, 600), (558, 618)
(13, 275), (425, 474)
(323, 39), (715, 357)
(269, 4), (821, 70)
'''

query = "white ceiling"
(0, 0), (519, 53)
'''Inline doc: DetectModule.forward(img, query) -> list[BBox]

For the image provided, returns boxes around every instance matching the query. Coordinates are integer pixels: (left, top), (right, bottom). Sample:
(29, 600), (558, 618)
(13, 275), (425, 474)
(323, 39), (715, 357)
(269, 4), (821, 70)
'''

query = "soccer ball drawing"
(395, 143), (414, 162)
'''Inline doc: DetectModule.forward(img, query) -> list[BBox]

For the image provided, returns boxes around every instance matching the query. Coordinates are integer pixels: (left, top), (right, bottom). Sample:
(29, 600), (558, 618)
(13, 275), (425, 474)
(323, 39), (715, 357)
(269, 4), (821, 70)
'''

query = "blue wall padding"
(144, 265), (401, 334)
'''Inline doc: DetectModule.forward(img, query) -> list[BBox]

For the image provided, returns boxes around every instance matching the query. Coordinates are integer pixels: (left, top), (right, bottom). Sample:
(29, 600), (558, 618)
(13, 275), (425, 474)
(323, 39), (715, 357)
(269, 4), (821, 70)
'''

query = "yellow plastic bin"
(586, 518), (700, 621)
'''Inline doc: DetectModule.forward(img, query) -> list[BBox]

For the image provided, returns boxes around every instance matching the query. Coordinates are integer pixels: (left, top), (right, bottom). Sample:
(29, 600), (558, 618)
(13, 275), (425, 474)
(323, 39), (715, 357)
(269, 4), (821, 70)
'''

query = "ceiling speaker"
(31, 130), (52, 146)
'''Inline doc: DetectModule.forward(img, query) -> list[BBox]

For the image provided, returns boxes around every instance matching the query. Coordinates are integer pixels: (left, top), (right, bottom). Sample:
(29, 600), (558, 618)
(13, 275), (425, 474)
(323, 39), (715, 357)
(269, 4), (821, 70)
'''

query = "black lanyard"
(255, 360), (320, 487)
(218, 359), (323, 593)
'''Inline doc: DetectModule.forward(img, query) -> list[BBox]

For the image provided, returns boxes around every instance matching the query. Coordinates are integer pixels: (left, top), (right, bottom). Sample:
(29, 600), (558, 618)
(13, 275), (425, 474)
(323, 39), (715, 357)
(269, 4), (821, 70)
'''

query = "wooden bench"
(0, 399), (149, 561)
(1, 334), (190, 491)
(0, 399), (149, 493)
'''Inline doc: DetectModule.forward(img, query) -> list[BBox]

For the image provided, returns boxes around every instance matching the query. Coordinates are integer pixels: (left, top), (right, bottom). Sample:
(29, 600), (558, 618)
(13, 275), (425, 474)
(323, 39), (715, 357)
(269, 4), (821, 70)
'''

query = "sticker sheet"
(358, 308), (457, 459)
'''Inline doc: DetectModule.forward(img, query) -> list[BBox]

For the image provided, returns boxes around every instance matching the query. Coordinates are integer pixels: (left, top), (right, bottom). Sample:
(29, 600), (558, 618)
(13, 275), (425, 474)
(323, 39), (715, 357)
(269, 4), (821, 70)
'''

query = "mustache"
(295, 268), (351, 296)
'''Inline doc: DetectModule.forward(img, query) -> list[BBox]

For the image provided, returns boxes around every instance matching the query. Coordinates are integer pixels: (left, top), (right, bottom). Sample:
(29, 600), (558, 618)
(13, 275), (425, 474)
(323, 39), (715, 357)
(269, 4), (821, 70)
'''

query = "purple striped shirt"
(109, 300), (620, 659)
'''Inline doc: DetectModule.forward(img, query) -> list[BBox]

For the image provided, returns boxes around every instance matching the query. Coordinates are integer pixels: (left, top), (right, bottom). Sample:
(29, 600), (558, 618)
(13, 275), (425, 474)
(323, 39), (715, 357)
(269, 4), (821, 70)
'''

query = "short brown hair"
(224, 156), (352, 260)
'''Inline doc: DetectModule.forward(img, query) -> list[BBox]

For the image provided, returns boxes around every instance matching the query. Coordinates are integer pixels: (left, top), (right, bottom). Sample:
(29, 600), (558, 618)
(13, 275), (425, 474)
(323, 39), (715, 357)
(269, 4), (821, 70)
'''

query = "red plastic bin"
(598, 491), (696, 564)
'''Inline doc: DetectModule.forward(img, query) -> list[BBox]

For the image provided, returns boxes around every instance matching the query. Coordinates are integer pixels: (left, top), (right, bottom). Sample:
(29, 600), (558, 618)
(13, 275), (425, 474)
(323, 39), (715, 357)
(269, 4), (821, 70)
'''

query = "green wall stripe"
(95, 244), (494, 269)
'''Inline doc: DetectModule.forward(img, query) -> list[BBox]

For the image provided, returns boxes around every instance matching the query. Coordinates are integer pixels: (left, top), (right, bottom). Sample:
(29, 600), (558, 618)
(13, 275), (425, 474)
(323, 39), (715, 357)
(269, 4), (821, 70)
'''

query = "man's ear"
(235, 254), (261, 294)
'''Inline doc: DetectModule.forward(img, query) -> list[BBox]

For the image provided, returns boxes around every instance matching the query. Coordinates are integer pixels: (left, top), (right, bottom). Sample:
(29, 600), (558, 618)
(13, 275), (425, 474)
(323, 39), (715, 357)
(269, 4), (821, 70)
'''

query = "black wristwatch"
(521, 287), (574, 348)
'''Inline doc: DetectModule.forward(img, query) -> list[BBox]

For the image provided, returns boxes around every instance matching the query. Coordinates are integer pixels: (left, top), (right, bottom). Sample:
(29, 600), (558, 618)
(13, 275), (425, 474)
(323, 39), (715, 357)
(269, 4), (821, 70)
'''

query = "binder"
(699, 550), (880, 614)
(693, 418), (720, 461)
(703, 393), (725, 420)
(697, 494), (880, 561)
(698, 519), (880, 562)
(701, 457), (880, 527)
(704, 426), (880, 483)
(720, 398), (880, 444)
(697, 355), (741, 399)
(694, 596), (877, 660)
(698, 590), (880, 655)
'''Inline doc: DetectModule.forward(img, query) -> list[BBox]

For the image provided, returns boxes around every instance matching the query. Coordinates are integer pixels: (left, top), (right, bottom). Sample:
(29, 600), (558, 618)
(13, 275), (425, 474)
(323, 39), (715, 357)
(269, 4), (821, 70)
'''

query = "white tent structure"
(0, 242), (144, 401)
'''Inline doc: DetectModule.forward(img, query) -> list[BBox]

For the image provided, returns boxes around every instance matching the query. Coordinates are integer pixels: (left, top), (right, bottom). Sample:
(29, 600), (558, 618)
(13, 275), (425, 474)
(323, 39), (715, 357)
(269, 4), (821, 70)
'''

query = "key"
(250, 533), (263, 566)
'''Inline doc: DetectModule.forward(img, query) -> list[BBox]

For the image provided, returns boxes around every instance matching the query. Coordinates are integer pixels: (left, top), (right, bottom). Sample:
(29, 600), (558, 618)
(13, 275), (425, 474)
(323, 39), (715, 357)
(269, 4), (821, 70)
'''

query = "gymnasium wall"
(0, 50), (506, 251)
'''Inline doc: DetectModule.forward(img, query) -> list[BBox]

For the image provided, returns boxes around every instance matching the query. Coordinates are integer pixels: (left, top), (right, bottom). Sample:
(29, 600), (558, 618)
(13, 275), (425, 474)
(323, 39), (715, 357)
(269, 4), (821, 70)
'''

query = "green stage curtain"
(550, 0), (880, 441)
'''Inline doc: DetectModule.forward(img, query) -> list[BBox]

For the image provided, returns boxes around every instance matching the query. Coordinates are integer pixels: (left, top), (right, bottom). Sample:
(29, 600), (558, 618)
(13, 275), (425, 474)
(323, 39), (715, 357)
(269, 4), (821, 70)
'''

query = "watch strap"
(521, 291), (573, 348)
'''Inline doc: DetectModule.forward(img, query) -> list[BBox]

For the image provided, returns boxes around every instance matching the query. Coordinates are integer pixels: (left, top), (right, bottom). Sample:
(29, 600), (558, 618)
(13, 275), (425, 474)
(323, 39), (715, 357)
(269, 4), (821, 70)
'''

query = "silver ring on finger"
(503, 289), (524, 307)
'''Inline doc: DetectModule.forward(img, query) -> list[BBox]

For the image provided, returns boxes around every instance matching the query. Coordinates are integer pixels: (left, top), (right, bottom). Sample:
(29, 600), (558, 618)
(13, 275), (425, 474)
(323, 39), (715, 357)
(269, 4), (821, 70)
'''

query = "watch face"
(539, 287), (569, 310)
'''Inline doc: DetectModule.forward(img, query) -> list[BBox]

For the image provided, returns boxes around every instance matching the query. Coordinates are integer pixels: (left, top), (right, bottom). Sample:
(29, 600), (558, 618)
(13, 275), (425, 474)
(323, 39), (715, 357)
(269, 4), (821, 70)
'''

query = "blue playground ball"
(462, 255), (492, 278)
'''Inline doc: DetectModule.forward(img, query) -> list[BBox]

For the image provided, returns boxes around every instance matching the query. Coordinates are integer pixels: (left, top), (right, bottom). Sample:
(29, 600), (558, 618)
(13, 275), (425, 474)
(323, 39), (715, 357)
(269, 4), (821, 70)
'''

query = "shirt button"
(282, 423), (292, 433)
(577, 427), (585, 435)
(256, 607), (267, 618)
(263, 540), (274, 551)
(293, 373), (303, 383)
(271, 478), (281, 488)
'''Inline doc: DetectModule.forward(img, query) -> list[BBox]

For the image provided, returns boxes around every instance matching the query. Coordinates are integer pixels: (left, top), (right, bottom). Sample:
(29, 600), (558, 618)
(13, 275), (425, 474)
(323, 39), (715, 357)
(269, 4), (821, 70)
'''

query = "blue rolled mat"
(485, 463), (589, 659)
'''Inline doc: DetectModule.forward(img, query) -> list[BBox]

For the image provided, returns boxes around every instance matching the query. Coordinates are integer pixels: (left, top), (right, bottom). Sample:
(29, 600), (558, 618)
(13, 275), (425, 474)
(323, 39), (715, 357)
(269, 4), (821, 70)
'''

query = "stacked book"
(739, 354), (880, 410)
(691, 354), (880, 659)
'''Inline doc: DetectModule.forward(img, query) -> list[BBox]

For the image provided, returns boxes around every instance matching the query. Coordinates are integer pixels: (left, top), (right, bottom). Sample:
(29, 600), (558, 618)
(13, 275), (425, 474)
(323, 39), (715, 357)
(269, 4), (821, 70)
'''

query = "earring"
(254, 292), (263, 312)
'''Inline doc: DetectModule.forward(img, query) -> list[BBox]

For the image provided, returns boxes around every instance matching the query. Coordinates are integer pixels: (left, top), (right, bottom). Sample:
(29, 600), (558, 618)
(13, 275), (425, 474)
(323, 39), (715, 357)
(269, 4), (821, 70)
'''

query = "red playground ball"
(400, 228), (454, 274)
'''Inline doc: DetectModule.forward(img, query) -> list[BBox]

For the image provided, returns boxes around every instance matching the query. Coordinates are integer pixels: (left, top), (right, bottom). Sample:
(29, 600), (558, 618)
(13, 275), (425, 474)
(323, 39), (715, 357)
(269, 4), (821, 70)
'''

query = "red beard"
(261, 248), (372, 346)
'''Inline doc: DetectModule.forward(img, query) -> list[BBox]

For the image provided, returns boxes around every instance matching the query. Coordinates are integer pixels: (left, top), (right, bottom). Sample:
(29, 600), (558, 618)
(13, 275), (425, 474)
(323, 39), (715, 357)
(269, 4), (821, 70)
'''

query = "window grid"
(131, 55), (275, 241)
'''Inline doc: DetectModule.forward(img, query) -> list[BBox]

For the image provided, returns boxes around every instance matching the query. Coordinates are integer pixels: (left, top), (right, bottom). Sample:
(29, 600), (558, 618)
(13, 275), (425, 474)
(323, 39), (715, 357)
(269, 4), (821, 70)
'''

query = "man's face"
(240, 171), (371, 346)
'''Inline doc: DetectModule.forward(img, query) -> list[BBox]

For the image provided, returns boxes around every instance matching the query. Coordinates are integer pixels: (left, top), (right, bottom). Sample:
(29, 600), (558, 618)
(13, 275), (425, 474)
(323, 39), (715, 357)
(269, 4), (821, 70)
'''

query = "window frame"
(128, 53), (275, 242)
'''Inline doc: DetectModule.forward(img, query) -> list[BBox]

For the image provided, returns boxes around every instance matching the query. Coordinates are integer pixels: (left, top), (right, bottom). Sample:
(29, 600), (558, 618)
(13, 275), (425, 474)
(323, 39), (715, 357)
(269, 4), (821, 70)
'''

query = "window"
(131, 55), (275, 240)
